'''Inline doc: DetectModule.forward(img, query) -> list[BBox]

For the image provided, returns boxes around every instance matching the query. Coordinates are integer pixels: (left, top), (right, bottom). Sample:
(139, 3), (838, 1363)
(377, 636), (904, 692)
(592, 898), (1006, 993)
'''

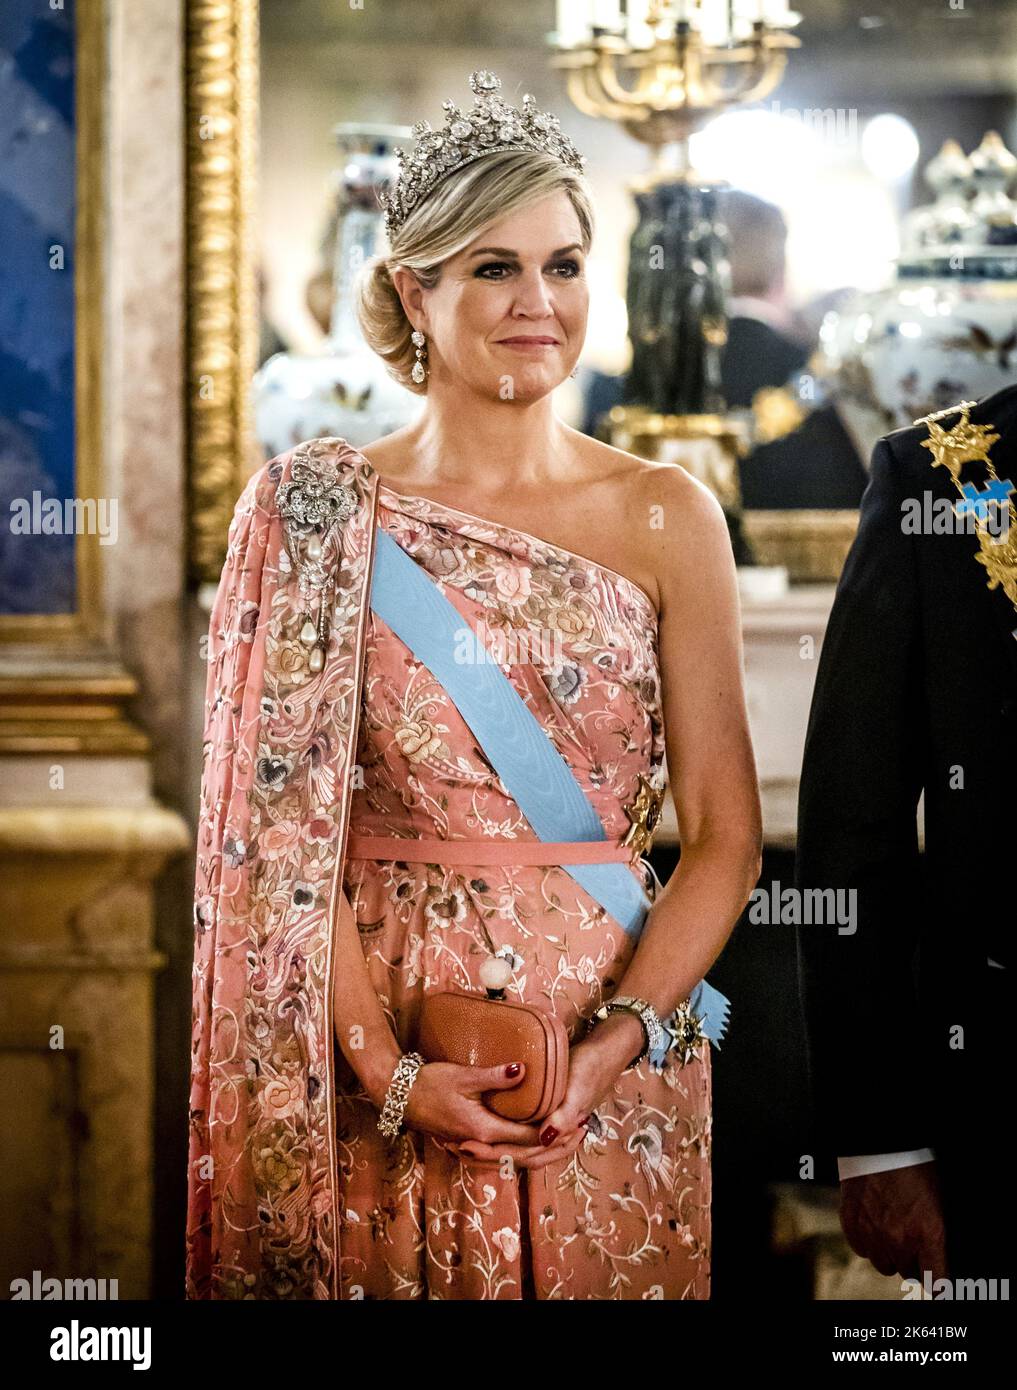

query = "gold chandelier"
(550, 1), (801, 161)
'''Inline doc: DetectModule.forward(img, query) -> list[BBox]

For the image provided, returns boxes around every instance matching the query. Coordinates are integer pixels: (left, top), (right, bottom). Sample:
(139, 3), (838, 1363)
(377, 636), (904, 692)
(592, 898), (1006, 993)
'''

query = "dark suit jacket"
(795, 382), (1017, 1163)
(721, 315), (809, 411)
(739, 403), (868, 510)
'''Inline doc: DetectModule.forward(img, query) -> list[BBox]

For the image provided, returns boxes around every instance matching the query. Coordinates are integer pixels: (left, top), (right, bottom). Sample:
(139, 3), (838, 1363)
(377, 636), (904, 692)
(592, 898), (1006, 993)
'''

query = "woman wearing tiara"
(187, 70), (761, 1301)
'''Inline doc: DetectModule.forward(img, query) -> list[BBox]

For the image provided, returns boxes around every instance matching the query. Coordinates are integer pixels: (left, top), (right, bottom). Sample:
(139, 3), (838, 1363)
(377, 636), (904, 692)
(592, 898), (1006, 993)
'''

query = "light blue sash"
(369, 525), (729, 1052)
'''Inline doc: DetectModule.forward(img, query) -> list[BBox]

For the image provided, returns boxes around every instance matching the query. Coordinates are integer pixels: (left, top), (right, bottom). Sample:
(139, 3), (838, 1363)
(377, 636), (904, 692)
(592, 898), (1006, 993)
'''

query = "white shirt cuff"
(837, 1148), (936, 1180)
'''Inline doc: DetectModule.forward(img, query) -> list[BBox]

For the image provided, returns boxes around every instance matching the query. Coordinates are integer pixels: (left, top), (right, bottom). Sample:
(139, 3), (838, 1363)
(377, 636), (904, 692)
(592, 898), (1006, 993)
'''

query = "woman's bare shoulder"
(565, 434), (729, 612)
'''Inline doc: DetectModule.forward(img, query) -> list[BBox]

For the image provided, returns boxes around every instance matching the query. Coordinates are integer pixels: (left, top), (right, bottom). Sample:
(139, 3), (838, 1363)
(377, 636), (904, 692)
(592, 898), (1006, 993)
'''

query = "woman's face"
(399, 191), (589, 403)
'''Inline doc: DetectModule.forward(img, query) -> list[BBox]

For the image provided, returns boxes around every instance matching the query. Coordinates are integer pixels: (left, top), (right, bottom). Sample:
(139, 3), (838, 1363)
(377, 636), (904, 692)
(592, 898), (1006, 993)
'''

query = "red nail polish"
(539, 1125), (558, 1146)
(505, 1062), (521, 1078)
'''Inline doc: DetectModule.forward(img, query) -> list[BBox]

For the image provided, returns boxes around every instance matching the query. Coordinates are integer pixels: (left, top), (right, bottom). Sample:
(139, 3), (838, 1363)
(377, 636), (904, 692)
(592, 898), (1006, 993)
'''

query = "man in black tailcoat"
(795, 383), (1015, 1288)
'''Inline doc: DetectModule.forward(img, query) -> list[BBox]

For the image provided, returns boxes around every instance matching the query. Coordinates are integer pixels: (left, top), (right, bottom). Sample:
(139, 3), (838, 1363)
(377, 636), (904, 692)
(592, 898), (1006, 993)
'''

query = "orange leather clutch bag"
(417, 992), (569, 1124)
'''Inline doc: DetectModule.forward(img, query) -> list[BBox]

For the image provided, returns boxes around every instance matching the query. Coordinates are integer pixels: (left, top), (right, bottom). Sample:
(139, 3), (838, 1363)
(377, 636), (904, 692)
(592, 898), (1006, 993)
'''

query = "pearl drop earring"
(411, 329), (428, 384)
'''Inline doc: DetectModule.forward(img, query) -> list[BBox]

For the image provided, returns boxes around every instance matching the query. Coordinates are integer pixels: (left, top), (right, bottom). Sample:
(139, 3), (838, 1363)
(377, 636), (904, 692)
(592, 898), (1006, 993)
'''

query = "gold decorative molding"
(607, 404), (749, 450)
(743, 509), (860, 583)
(185, 0), (260, 585)
(0, 669), (149, 755)
(0, 948), (167, 973)
(0, 805), (189, 856)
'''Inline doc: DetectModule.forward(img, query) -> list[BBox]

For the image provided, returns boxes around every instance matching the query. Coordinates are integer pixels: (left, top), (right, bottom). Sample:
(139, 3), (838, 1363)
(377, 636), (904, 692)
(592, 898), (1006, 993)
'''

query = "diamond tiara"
(379, 69), (587, 240)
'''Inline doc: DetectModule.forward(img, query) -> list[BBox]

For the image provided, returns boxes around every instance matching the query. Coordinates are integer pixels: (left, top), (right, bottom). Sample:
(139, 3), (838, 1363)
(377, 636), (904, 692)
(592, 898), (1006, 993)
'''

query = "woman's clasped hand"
(398, 1059), (590, 1170)
(399, 1037), (628, 1171)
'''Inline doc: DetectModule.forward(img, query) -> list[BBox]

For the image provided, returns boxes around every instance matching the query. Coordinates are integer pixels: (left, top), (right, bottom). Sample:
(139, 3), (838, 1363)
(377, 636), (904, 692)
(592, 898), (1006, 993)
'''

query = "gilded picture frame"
(184, 0), (260, 587)
(0, 0), (104, 648)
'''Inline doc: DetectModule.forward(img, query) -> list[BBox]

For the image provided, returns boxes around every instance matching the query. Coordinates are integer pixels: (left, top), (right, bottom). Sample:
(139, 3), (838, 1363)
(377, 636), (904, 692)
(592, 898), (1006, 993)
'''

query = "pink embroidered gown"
(336, 484), (712, 1300)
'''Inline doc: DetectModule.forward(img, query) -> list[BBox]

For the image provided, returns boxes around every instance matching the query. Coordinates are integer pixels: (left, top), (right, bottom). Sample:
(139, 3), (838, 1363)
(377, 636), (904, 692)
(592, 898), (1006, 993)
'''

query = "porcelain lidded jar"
(254, 124), (422, 459)
(817, 131), (1017, 465)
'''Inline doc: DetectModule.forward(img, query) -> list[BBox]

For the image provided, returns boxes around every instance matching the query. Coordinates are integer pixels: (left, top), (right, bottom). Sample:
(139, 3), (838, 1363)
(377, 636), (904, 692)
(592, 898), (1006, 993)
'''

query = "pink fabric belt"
(345, 833), (636, 866)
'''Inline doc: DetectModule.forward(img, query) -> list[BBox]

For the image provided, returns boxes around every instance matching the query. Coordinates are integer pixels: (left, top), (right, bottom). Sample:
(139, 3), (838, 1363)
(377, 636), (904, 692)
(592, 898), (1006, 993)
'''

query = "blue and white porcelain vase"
(253, 123), (421, 459)
(818, 131), (1017, 468)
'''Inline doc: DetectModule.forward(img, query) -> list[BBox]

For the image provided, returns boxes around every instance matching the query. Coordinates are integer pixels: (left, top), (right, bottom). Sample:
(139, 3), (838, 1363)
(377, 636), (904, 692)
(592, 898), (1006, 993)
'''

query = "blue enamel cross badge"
(953, 476), (1015, 524)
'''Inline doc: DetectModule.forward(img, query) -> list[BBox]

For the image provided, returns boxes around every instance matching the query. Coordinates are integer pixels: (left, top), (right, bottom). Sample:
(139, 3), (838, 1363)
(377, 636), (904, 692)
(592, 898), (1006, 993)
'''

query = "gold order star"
(919, 411), (1000, 481)
(621, 773), (664, 858)
(915, 402), (1017, 622)
(974, 529), (1017, 607)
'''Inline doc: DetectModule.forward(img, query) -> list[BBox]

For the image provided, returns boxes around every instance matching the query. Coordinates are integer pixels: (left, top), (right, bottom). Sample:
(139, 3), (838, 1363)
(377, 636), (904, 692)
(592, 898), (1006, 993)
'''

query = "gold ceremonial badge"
(622, 772), (665, 861)
(917, 403), (1017, 614)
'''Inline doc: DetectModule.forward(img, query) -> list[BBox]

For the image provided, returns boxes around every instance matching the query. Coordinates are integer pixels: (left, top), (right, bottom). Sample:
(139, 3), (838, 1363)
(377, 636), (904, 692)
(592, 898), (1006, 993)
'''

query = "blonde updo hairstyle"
(356, 148), (594, 395)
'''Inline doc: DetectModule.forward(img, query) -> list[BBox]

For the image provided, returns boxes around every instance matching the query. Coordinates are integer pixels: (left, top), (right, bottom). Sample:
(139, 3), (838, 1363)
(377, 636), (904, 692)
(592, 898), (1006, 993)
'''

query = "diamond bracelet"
(377, 1051), (426, 1139)
(587, 996), (666, 1070)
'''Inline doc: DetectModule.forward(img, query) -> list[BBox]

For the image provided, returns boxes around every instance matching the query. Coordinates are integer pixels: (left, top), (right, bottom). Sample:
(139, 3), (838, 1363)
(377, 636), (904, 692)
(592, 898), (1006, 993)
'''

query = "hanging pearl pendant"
(305, 531), (323, 561)
(410, 328), (427, 384)
(299, 619), (318, 646)
(308, 644), (325, 673)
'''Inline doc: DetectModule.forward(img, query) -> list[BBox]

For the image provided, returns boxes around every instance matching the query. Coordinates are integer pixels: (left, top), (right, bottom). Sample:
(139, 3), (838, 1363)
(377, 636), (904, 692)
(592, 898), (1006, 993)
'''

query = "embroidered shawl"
(187, 438), (379, 1299)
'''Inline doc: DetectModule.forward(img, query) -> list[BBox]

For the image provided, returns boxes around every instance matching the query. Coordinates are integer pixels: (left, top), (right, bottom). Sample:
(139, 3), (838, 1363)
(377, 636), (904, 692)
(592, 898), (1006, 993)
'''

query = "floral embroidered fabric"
(337, 484), (711, 1300)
